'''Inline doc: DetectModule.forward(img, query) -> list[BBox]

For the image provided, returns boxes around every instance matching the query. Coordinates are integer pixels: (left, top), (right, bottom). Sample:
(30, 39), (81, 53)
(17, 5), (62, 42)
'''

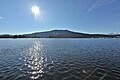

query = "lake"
(0, 38), (120, 80)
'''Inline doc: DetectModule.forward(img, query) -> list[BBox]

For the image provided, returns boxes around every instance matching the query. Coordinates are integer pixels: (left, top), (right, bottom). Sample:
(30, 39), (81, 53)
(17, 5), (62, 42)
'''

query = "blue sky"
(0, 0), (120, 34)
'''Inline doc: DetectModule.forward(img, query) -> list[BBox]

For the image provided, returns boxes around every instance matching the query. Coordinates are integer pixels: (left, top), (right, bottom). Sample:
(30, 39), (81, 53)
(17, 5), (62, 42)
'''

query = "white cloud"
(0, 16), (3, 20)
(87, 0), (118, 13)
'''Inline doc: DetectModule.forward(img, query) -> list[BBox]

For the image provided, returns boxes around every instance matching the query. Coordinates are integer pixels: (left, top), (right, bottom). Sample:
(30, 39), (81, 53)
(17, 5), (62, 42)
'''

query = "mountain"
(0, 30), (120, 38)
(23, 30), (120, 38)
(24, 30), (88, 38)
(108, 32), (120, 35)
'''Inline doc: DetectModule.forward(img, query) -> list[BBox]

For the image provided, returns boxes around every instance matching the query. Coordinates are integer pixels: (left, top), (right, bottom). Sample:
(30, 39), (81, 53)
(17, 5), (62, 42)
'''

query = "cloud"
(87, 0), (118, 13)
(0, 16), (3, 20)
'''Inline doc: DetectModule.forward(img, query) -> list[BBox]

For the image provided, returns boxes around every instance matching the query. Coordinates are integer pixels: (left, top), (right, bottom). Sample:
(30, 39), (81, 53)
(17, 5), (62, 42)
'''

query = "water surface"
(0, 38), (120, 80)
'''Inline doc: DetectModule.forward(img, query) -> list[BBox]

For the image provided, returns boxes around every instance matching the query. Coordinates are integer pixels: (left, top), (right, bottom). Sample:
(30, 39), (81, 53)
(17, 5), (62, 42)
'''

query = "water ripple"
(0, 39), (120, 80)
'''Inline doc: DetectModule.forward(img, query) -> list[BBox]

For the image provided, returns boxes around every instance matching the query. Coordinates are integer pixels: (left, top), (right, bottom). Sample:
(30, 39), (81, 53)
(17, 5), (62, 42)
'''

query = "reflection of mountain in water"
(24, 40), (47, 79)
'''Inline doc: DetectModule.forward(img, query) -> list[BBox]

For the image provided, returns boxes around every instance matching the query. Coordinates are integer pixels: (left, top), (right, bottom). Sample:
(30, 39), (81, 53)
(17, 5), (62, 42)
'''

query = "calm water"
(0, 38), (120, 80)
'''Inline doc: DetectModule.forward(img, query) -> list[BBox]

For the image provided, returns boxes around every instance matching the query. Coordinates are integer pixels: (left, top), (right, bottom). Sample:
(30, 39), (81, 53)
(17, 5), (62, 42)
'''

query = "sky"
(0, 0), (120, 34)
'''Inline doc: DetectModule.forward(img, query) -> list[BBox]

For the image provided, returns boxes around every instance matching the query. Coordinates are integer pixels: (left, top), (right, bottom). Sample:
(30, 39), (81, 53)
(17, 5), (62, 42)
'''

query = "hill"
(0, 30), (120, 38)
(23, 30), (120, 38)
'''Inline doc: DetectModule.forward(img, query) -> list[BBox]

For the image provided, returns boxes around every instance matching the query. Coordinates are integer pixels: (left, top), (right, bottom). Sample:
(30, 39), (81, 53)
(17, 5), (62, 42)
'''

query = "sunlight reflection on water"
(24, 40), (47, 79)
